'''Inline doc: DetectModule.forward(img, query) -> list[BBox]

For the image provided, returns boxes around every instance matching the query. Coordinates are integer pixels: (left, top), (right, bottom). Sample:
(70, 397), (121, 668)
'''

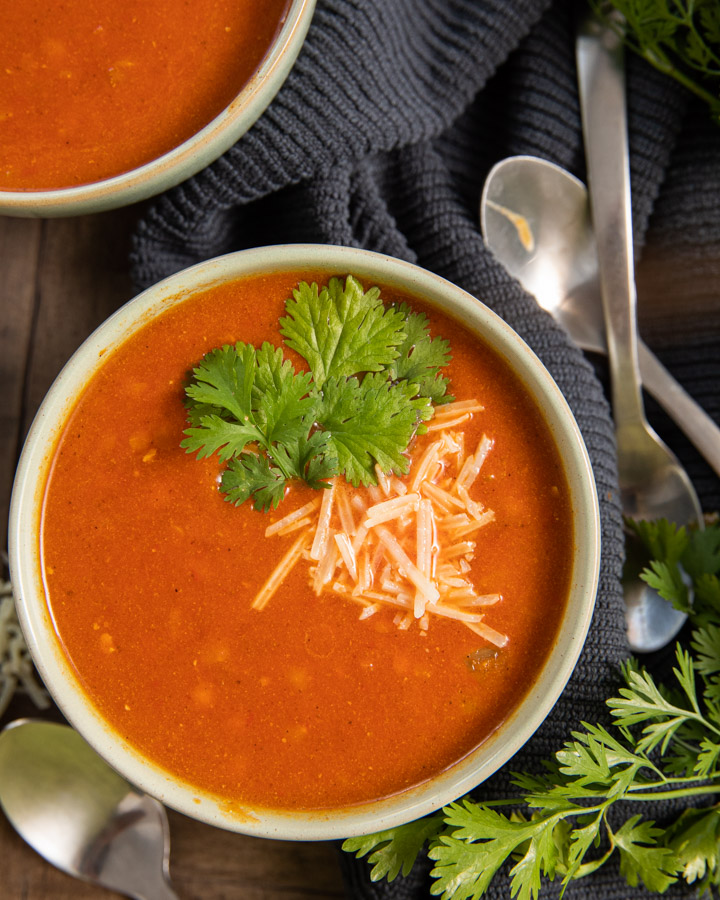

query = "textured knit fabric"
(130, 0), (720, 897)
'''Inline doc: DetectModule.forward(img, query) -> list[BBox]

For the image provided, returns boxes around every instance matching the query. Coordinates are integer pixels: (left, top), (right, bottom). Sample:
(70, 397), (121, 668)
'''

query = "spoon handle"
(576, 9), (646, 432)
(639, 340), (720, 477)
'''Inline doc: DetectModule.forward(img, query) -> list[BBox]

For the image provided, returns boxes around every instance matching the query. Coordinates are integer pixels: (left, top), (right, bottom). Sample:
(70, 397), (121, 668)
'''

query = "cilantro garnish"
(386, 302), (452, 405)
(182, 275), (453, 510)
(279, 279), (407, 388)
(344, 516), (720, 898)
(593, 1), (720, 126)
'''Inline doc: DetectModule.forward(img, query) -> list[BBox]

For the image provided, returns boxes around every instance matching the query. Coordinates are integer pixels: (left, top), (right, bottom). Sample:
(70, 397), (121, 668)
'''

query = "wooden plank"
(0, 801), (345, 899)
(0, 216), (43, 548)
(22, 208), (139, 427)
(168, 813), (345, 899)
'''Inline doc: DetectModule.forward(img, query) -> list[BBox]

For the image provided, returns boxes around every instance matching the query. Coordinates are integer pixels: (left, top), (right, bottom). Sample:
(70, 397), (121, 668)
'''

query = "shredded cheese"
(0, 574), (50, 717)
(310, 479), (336, 561)
(254, 405), (508, 647)
(265, 498), (320, 537)
(253, 530), (310, 610)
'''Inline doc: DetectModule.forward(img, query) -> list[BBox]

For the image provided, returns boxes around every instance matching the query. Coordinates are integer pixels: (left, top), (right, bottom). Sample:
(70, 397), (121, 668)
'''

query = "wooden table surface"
(0, 208), (347, 899)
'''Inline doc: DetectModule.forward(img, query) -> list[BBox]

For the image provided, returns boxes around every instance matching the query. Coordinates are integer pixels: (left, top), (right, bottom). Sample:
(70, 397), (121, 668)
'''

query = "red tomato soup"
(40, 272), (573, 810)
(0, 0), (290, 190)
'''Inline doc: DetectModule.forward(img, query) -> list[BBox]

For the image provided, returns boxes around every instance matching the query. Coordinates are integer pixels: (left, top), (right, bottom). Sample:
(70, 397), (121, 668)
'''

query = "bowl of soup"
(9, 245), (600, 839)
(0, 0), (314, 217)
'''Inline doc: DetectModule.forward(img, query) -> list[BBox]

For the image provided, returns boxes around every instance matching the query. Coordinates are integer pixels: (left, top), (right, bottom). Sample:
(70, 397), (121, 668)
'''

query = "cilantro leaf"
(627, 517), (688, 566)
(429, 803), (559, 900)
(665, 807), (720, 885)
(682, 525), (720, 580)
(692, 623), (720, 679)
(640, 560), (691, 614)
(562, 808), (606, 883)
(613, 816), (681, 893)
(252, 342), (317, 446)
(221, 453), (287, 512)
(696, 573), (720, 623)
(608, 654), (702, 756)
(185, 343), (258, 425)
(182, 342), (314, 461)
(342, 518), (720, 899)
(184, 277), (454, 509)
(280, 276), (407, 388)
(386, 302), (453, 405)
(269, 430), (339, 490)
(556, 722), (653, 797)
(593, 1), (720, 125)
(695, 735), (720, 778)
(342, 815), (444, 882)
(318, 373), (428, 486)
(182, 413), (264, 463)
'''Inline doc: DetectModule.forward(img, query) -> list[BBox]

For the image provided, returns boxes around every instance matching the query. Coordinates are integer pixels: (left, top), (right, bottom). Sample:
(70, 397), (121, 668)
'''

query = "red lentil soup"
(1, 0), (290, 190)
(40, 271), (573, 810)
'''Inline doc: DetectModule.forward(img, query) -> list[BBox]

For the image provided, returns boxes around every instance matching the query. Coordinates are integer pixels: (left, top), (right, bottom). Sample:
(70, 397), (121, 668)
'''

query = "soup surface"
(1, 0), (290, 190)
(40, 271), (573, 810)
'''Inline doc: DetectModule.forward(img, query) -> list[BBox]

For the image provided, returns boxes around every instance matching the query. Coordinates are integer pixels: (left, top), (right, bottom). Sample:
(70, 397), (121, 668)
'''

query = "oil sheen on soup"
(40, 271), (573, 810)
(1, 0), (290, 190)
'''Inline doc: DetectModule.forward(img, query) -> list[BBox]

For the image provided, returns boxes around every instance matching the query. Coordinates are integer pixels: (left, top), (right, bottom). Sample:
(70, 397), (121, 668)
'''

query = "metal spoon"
(0, 719), (179, 899)
(480, 48), (706, 650)
(480, 157), (720, 483)
(576, 8), (701, 651)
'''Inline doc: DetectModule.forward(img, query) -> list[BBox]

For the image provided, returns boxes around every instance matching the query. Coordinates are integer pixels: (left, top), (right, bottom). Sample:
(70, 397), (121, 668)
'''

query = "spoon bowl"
(480, 155), (720, 483)
(0, 719), (178, 900)
(481, 156), (606, 355)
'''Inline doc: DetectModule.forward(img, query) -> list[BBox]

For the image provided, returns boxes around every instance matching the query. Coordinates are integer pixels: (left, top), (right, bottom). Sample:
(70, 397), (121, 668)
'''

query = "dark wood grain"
(0, 217), (42, 549)
(0, 211), (346, 900)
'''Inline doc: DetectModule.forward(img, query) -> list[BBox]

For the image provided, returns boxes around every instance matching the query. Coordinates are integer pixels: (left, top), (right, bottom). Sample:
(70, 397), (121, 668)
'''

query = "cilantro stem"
(627, 773), (720, 790)
(570, 846), (615, 880)
(626, 784), (720, 802)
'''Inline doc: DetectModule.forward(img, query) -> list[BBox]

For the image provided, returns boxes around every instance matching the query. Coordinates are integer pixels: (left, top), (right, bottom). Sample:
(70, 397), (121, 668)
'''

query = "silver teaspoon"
(0, 719), (179, 900)
(480, 155), (720, 483)
(576, 7), (701, 651)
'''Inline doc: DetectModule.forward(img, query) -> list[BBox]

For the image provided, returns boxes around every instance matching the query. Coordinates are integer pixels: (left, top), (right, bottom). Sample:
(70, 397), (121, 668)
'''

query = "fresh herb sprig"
(343, 517), (720, 898)
(594, 0), (720, 124)
(182, 276), (452, 511)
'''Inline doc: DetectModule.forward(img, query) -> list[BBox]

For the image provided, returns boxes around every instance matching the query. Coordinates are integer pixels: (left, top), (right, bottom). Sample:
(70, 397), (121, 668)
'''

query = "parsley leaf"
(279, 276), (407, 388)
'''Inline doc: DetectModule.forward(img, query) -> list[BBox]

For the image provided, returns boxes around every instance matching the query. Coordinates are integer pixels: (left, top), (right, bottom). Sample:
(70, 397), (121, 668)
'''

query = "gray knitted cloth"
(130, 0), (720, 896)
